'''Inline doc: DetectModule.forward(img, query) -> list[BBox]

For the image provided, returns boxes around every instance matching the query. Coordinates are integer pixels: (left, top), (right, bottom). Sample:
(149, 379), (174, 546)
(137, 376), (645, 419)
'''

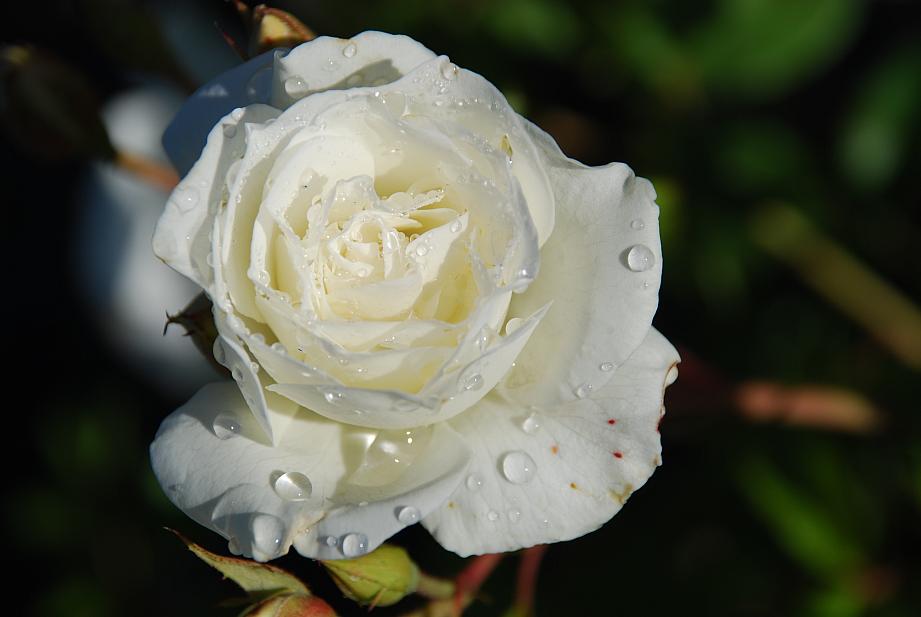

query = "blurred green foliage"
(6, 0), (921, 615)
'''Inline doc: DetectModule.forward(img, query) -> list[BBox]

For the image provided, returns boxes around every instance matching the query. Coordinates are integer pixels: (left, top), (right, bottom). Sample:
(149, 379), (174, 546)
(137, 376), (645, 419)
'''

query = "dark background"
(3, 1), (921, 615)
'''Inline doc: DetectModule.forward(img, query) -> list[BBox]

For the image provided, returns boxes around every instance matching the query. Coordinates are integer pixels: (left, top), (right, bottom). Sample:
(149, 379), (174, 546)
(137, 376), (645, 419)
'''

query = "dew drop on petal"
(325, 536), (338, 547)
(449, 219), (462, 233)
(466, 474), (483, 491)
(228, 536), (242, 555)
(574, 383), (593, 399)
(441, 62), (458, 80)
(222, 123), (237, 138)
(231, 107), (245, 121)
(626, 244), (655, 272)
(460, 373), (483, 392)
(213, 414), (240, 440)
(508, 509), (521, 523)
(600, 362), (615, 372)
(630, 218), (645, 230)
(284, 76), (308, 97)
(342, 43), (357, 58)
(415, 244), (429, 257)
(666, 365), (679, 386)
(396, 506), (420, 525)
(173, 186), (199, 212)
(231, 365), (244, 382)
(501, 451), (537, 484)
(475, 327), (489, 352)
(341, 532), (369, 557)
(251, 514), (285, 558)
(487, 510), (499, 521)
(521, 412), (541, 434)
(272, 472), (312, 501)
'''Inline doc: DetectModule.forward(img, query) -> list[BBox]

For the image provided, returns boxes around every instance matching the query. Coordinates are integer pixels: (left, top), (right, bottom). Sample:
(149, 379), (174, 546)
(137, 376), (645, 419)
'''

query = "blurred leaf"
(245, 593), (337, 617)
(736, 456), (862, 580)
(800, 584), (864, 617)
(171, 529), (310, 595)
(35, 578), (114, 617)
(0, 46), (113, 161)
(717, 121), (810, 193)
(691, 0), (862, 99)
(838, 43), (921, 191)
(486, 0), (580, 58)
(322, 544), (420, 607)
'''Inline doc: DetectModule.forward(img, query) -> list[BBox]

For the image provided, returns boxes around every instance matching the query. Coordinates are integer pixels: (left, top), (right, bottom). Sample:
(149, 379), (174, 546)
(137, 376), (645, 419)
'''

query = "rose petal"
(423, 327), (678, 556)
(151, 382), (471, 562)
(499, 121), (664, 408)
(271, 32), (438, 108)
(163, 50), (280, 176)
(153, 104), (279, 289)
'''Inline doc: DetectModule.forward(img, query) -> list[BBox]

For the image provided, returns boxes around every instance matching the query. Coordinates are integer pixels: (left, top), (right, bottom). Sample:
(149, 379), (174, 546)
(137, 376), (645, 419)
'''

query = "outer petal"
(423, 328), (678, 556)
(151, 382), (471, 562)
(163, 50), (280, 175)
(270, 31), (437, 108)
(499, 122), (664, 408)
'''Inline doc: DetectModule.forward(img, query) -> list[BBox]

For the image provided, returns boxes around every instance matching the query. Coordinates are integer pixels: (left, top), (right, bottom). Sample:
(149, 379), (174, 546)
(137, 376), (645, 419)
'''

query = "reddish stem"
(453, 553), (503, 615)
(514, 545), (548, 615)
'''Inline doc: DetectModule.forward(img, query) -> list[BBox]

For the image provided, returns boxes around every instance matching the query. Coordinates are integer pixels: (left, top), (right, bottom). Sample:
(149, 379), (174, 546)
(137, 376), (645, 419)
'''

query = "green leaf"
(170, 529), (309, 595)
(691, 0), (862, 99)
(838, 43), (921, 190)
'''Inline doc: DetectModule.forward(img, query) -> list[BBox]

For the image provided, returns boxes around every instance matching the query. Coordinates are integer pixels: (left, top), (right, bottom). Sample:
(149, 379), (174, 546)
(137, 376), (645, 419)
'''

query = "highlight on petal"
(150, 382), (471, 562)
(423, 328), (678, 556)
(498, 120), (664, 409)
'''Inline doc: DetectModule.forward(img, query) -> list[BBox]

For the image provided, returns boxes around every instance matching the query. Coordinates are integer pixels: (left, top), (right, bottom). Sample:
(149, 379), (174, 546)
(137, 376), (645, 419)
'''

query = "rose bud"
(245, 593), (337, 617)
(322, 544), (419, 607)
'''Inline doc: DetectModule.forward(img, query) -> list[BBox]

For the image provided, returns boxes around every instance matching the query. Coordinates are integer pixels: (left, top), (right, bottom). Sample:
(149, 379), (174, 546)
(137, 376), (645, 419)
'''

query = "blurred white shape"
(76, 84), (217, 397)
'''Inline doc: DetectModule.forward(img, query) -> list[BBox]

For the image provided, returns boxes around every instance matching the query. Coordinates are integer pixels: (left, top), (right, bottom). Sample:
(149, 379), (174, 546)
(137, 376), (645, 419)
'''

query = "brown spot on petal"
(609, 483), (635, 505)
(569, 482), (578, 490)
(612, 451), (623, 459)
(447, 501), (455, 509)
(551, 445), (559, 455)
(607, 418), (617, 425)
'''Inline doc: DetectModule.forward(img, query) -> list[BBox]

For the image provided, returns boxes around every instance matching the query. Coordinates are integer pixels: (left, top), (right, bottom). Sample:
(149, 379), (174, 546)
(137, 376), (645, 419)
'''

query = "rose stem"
(114, 150), (179, 192)
(511, 545), (548, 617)
(453, 553), (504, 615)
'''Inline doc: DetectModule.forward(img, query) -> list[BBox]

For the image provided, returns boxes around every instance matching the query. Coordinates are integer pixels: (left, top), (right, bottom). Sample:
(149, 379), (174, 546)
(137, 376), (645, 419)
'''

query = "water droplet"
(508, 509), (521, 523)
(475, 327), (489, 352)
(487, 510), (499, 521)
(222, 123), (237, 138)
(349, 428), (432, 486)
(324, 390), (343, 404)
(325, 536), (338, 547)
(460, 373), (483, 392)
(501, 451), (537, 484)
(626, 244), (655, 272)
(521, 412), (541, 434)
(213, 340), (226, 364)
(342, 43), (357, 58)
(505, 318), (524, 335)
(271, 342), (286, 354)
(396, 506), (420, 525)
(213, 414), (240, 439)
(415, 244), (429, 257)
(284, 76), (308, 97)
(341, 532), (369, 557)
(228, 536), (242, 555)
(441, 61), (458, 80)
(231, 365), (244, 382)
(449, 219), (462, 233)
(574, 383), (593, 399)
(466, 474), (483, 491)
(173, 185), (199, 212)
(231, 107), (245, 121)
(251, 514), (285, 558)
(338, 357), (350, 366)
(630, 218), (645, 230)
(272, 472), (312, 501)
(600, 362), (615, 372)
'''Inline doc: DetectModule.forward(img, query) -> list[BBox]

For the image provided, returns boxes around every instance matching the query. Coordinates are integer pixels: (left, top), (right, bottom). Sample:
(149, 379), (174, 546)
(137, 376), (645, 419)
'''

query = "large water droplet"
(222, 123), (237, 138)
(441, 62), (458, 80)
(501, 451), (537, 484)
(574, 383), (593, 399)
(341, 532), (368, 557)
(521, 412), (541, 435)
(466, 474), (483, 491)
(396, 506), (420, 525)
(460, 373), (483, 392)
(349, 428), (433, 487)
(272, 472), (312, 501)
(284, 76), (308, 97)
(342, 43), (357, 58)
(173, 185), (199, 212)
(626, 245), (655, 272)
(213, 414), (240, 439)
(251, 514), (285, 558)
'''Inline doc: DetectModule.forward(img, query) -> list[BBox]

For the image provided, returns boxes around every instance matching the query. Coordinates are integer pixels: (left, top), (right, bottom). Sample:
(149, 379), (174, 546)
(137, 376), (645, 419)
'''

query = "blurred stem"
(750, 202), (921, 372)
(512, 545), (547, 617)
(454, 553), (503, 615)
(115, 149), (179, 192)
(416, 572), (455, 600)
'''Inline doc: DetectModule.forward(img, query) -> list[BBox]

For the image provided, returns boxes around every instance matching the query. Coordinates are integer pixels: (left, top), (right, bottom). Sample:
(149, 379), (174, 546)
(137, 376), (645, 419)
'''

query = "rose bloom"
(152, 32), (678, 562)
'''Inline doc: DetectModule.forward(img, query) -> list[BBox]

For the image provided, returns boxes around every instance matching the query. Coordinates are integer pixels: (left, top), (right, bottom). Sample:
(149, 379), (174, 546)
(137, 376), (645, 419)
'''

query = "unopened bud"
(322, 544), (419, 607)
(245, 593), (337, 617)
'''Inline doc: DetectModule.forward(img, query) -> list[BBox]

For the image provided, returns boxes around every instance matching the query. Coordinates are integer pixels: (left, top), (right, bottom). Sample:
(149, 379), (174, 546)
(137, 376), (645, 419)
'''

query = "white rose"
(151, 31), (678, 562)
